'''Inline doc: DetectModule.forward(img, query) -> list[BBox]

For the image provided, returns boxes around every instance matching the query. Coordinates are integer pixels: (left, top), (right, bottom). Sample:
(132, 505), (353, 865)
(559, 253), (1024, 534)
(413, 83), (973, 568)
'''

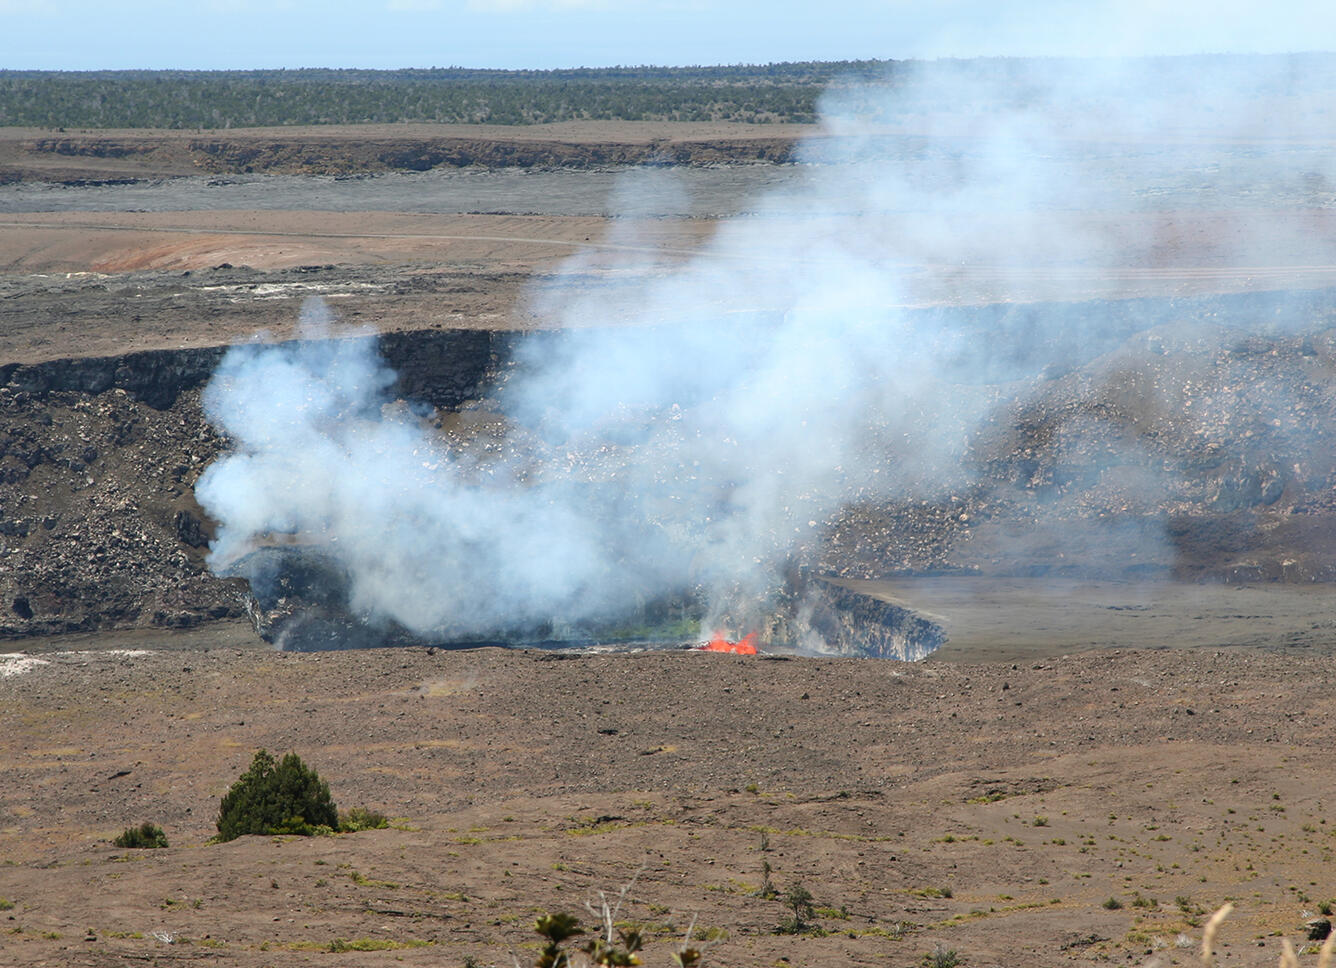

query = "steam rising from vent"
(196, 57), (1336, 643)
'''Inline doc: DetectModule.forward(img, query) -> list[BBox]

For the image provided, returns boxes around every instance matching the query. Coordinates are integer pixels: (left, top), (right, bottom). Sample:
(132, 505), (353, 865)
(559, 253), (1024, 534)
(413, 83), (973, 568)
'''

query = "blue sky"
(3, 0), (1334, 71)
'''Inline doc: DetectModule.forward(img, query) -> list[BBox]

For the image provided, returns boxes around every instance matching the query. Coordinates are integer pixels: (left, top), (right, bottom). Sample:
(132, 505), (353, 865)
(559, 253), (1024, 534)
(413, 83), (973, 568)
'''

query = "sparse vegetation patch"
(337, 806), (389, 832)
(112, 822), (168, 849)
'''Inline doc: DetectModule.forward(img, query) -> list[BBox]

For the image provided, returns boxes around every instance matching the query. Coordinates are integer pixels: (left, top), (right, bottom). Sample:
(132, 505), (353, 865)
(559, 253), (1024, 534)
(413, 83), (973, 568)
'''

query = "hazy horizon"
(8, 50), (1336, 74)
(4, 1), (1334, 73)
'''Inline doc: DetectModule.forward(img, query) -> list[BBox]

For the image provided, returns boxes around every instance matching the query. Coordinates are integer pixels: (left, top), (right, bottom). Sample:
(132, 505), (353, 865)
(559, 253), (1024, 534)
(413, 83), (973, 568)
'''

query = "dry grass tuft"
(1200, 902), (1232, 967)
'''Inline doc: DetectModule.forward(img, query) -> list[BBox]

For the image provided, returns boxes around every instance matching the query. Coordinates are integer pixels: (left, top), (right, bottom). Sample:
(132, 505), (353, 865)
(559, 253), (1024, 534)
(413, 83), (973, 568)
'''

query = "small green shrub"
(1102, 896), (1123, 910)
(0, 898), (13, 911)
(113, 823), (168, 849)
(338, 806), (389, 833)
(215, 750), (337, 843)
(775, 882), (817, 935)
(753, 859), (778, 899)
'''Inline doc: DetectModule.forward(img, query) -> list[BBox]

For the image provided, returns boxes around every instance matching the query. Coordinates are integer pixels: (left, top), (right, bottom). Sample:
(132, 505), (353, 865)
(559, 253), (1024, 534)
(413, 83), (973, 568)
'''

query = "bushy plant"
(113, 822), (168, 848)
(775, 882), (817, 935)
(534, 912), (585, 968)
(338, 806), (389, 833)
(215, 750), (338, 842)
(923, 947), (960, 968)
(531, 910), (704, 968)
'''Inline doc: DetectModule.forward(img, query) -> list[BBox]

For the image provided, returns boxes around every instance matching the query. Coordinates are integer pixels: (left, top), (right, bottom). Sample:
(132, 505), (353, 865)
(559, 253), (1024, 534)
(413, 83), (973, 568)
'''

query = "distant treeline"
(5, 54), (1336, 130)
(0, 63), (893, 129)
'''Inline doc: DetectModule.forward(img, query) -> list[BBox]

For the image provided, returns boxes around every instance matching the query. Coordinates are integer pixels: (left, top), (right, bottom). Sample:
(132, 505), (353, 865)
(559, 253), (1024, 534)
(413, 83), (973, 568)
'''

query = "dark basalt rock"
(0, 328), (513, 411)
(227, 544), (944, 658)
(801, 581), (945, 660)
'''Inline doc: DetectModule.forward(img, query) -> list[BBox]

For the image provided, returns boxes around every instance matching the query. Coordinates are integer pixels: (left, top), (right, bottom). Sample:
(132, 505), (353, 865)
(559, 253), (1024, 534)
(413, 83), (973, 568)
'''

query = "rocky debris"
(173, 508), (208, 548)
(819, 290), (1336, 584)
(0, 384), (242, 637)
(0, 326), (513, 641)
(1060, 933), (1110, 951)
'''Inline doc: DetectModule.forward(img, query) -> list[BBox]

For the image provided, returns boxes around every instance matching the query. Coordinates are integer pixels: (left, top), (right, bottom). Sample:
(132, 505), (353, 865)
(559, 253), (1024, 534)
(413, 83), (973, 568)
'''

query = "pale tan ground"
(5, 207), (1336, 367)
(6, 207), (1336, 284)
(0, 211), (713, 276)
(851, 578), (1336, 662)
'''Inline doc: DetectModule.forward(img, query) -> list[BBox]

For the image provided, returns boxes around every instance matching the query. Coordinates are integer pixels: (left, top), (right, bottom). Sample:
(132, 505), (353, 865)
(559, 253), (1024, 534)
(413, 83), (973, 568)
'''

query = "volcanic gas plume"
(195, 56), (1336, 649)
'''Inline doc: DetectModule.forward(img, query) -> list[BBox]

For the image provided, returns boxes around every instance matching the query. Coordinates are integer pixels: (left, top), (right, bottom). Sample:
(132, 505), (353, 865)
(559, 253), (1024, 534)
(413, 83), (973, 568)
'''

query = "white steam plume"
(196, 55), (1336, 639)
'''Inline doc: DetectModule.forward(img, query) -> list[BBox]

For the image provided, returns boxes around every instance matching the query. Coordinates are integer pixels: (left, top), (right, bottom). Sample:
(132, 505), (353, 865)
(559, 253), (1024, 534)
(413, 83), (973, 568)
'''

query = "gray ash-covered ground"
(821, 289), (1336, 584)
(4, 287), (1336, 645)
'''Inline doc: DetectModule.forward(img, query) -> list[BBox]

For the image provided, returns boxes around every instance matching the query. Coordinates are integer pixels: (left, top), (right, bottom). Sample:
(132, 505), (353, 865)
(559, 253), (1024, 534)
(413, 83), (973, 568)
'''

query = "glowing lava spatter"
(700, 632), (759, 654)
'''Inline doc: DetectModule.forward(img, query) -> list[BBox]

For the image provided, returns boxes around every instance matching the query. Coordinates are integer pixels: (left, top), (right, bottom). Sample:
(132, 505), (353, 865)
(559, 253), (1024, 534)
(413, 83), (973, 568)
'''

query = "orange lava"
(701, 632), (759, 654)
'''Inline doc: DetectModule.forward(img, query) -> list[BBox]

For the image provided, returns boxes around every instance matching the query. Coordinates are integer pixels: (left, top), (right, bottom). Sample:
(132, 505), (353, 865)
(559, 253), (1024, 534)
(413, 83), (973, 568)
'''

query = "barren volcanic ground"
(6, 643), (1336, 968)
(3, 123), (1336, 967)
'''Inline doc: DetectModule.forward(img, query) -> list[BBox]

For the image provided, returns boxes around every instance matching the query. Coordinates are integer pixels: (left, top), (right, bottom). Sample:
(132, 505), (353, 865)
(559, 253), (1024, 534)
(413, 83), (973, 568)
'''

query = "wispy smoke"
(196, 55), (1336, 640)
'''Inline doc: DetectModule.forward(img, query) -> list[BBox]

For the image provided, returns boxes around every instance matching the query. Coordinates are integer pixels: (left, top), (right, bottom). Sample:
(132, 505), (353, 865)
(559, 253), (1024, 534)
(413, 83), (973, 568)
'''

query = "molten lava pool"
(699, 632), (759, 655)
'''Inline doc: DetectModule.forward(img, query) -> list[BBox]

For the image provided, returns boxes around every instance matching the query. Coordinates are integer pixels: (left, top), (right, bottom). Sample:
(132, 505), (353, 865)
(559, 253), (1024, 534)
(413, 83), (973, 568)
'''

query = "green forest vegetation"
(4, 54), (1334, 130)
(0, 63), (892, 128)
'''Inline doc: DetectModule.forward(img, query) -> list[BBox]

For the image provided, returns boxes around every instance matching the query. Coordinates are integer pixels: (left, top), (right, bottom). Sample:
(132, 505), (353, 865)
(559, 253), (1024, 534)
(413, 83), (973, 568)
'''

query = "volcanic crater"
(5, 288), (1336, 654)
(6, 111), (1336, 967)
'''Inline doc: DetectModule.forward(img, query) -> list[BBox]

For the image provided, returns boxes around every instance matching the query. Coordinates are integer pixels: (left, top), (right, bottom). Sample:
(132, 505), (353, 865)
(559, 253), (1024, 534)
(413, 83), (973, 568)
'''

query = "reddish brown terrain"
(3, 121), (1336, 967)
